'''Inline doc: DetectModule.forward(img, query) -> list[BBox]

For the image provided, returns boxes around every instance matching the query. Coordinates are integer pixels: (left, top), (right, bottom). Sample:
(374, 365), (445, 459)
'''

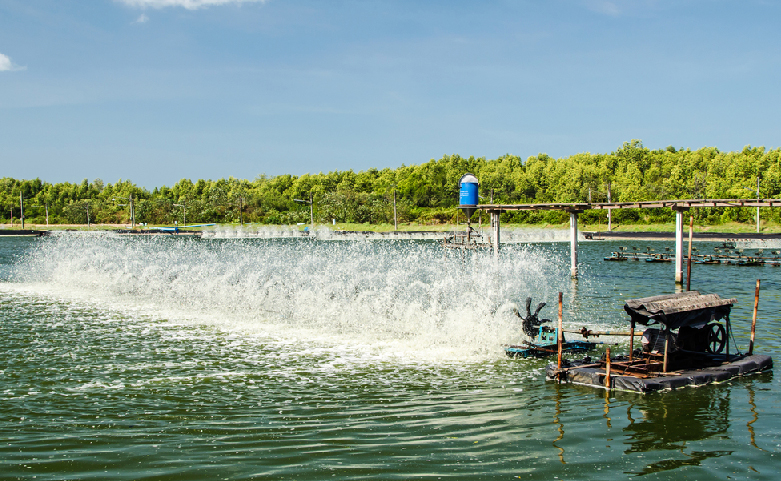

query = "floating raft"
(546, 354), (772, 393)
(544, 290), (774, 393)
(441, 229), (491, 250)
(604, 246), (781, 266)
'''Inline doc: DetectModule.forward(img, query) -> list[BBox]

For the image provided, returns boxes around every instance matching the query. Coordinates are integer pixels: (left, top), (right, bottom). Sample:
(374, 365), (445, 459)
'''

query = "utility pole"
(490, 188), (495, 228)
(20, 192), (24, 229)
(393, 189), (398, 231)
(756, 176), (760, 233)
(606, 182), (612, 231)
(114, 195), (136, 228)
(294, 194), (315, 234)
(174, 203), (187, 227)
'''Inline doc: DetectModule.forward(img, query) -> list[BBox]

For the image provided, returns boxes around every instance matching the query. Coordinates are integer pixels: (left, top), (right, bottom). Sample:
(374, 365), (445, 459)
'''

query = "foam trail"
(11, 235), (564, 361)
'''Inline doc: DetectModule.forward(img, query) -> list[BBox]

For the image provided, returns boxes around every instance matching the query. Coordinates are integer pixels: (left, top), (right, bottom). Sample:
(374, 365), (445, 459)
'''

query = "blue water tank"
(459, 173), (479, 206)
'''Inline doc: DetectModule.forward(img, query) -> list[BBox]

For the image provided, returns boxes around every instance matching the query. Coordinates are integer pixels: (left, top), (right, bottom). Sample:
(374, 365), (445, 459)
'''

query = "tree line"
(2, 141), (779, 227)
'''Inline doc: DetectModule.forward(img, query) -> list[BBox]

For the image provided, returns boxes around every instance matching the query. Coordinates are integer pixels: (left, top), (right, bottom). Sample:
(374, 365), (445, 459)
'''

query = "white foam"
(9, 235), (565, 362)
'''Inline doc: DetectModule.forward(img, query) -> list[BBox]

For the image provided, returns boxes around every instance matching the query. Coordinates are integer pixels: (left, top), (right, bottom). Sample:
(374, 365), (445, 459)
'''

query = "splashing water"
(201, 225), (574, 243)
(10, 234), (565, 362)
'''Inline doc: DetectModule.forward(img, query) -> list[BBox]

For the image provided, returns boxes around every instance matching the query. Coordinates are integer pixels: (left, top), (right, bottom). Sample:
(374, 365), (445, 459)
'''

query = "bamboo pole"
(629, 319), (635, 362)
(604, 346), (612, 389)
(557, 292), (563, 370)
(686, 215), (694, 291)
(662, 335), (669, 374)
(748, 279), (760, 355)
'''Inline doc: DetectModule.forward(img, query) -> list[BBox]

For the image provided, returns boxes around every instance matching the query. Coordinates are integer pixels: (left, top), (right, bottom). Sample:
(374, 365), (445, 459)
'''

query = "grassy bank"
(3, 220), (780, 234)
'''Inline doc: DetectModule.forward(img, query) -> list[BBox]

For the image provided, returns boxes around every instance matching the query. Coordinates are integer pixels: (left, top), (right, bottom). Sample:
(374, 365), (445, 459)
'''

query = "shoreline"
(3, 228), (781, 243)
(2, 222), (781, 241)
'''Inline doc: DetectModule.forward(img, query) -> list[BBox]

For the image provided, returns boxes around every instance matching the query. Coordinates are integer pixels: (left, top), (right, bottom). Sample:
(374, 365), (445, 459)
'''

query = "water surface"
(1, 233), (779, 480)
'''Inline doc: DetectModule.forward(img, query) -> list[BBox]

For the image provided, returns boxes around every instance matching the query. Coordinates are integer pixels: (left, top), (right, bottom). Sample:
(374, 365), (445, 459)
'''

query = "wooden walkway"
(476, 198), (781, 283)
(479, 198), (781, 212)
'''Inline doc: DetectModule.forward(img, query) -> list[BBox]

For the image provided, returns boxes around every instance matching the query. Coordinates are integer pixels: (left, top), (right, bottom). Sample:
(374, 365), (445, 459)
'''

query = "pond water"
(1, 233), (779, 480)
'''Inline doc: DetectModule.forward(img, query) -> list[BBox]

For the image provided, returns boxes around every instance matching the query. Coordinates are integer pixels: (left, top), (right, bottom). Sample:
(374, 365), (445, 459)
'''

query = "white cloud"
(118, 0), (267, 10)
(135, 13), (150, 23)
(0, 53), (25, 71)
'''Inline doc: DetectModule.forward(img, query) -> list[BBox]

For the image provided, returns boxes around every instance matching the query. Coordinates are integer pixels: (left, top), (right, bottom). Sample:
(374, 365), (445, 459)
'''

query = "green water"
(1, 234), (779, 480)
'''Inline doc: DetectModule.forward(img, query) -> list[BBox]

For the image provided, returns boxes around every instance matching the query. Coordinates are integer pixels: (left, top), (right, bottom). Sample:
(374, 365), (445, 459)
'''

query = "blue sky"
(1, 0), (779, 188)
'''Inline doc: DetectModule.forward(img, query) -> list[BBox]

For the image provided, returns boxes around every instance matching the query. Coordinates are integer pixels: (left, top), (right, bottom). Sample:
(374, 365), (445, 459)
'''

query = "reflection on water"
(747, 384), (762, 451)
(552, 383), (566, 464)
(621, 388), (732, 475)
(623, 388), (731, 453)
(548, 375), (777, 479)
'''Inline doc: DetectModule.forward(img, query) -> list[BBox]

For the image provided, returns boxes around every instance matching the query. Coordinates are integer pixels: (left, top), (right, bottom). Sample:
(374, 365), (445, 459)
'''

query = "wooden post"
(569, 212), (579, 278)
(604, 346), (612, 389)
(686, 215), (694, 291)
(662, 334), (669, 374)
(557, 292), (563, 370)
(629, 319), (635, 362)
(748, 279), (760, 355)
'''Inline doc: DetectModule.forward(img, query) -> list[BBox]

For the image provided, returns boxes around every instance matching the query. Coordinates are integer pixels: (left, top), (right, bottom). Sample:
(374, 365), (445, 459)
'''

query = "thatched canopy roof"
(624, 291), (736, 330)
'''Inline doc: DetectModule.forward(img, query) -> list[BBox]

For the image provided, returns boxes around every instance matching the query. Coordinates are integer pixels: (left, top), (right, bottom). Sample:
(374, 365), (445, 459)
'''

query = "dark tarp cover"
(623, 291), (736, 330)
